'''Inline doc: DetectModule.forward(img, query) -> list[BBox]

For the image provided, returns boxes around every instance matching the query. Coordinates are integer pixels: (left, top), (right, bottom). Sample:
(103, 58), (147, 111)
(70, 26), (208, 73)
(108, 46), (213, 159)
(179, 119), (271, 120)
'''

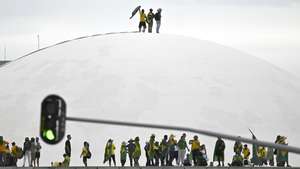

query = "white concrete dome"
(0, 33), (299, 166)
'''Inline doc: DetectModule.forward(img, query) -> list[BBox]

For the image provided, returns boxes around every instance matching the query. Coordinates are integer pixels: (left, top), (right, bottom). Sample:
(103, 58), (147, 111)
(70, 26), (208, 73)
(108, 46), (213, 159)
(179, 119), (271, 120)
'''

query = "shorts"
(139, 22), (147, 29)
(36, 152), (40, 159)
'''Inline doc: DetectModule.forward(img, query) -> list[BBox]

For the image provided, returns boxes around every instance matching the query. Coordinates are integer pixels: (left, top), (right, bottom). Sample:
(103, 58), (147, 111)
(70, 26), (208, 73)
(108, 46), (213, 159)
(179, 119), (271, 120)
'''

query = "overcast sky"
(0, 0), (300, 76)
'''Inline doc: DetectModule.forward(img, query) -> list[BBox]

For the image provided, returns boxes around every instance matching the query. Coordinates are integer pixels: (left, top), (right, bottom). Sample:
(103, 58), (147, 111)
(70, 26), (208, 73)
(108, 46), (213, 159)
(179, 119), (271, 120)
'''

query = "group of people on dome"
(135, 7), (162, 33)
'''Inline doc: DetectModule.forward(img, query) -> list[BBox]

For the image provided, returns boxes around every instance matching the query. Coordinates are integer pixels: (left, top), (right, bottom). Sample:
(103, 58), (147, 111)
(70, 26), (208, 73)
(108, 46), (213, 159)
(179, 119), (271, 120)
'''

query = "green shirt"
(120, 145), (127, 160)
(178, 139), (188, 150)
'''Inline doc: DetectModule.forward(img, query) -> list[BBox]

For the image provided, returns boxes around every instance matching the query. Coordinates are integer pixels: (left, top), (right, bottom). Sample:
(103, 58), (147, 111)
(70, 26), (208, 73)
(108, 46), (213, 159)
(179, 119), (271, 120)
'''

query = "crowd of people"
(81, 133), (290, 167)
(0, 136), (41, 167)
(0, 134), (291, 167)
(136, 7), (162, 33)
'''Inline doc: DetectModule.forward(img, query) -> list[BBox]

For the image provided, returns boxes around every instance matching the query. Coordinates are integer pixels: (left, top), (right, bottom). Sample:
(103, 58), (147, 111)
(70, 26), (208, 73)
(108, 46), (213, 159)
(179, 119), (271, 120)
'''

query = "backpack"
(86, 150), (92, 159)
(16, 146), (24, 159)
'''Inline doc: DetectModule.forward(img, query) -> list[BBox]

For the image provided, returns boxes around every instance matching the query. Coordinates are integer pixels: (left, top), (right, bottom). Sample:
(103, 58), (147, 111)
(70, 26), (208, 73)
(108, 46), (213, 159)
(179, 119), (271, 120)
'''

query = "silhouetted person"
(167, 134), (177, 166)
(242, 144), (250, 165)
(144, 142), (150, 166)
(148, 134), (156, 166)
(177, 133), (189, 166)
(160, 135), (168, 166)
(10, 142), (18, 166)
(154, 8), (162, 33)
(138, 9), (147, 32)
(234, 138), (243, 155)
(80, 141), (91, 167)
(133, 137), (141, 166)
(257, 146), (267, 166)
(154, 141), (160, 166)
(65, 135), (71, 158)
(127, 139), (135, 166)
(104, 139), (116, 166)
(189, 135), (201, 166)
(30, 137), (36, 167)
(266, 147), (274, 166)
(213, 137), (225, 166)
(120, 142), (127, 167)
(275, 135), (289, 167)
(147, 9), (155, 33)
(0, 136), (9, 166)
(35, 137), (42, 167)
(22, 137), (31, 167)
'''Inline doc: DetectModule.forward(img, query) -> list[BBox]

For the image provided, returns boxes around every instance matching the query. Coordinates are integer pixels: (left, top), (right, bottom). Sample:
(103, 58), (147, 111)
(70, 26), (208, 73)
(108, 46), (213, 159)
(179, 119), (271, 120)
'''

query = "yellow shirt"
(258, 147), (266, 158)
(139, 11), (147, 22)
(111, 144), (116, 155)
(189, 140), (200, 150)
(81, 147), (88, 157)
(0, 144), (6, 153)
(242, 147), (250, 159)
(11, 146), (18, 156)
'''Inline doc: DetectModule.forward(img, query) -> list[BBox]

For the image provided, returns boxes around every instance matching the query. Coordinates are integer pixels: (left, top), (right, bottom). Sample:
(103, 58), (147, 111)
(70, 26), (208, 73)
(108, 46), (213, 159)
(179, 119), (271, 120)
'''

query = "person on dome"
(138, 9), (147, 32)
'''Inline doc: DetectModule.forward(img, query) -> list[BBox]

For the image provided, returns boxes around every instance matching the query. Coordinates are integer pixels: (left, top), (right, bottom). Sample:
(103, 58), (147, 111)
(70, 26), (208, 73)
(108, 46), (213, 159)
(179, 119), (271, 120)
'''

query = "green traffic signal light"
(45, 129), (55, 141)
(40, 95), (66, 144)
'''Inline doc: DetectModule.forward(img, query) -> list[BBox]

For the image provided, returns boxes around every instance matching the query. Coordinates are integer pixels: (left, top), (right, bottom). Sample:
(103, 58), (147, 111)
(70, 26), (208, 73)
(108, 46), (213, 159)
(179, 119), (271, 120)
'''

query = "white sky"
(0, 0), (300, 75)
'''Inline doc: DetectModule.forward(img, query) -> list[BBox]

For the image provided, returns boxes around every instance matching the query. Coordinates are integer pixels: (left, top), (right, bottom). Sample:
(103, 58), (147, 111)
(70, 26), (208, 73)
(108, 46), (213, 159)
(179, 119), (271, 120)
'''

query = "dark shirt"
(23, 141), (31, 152)
(154, 12), (161, 21)
(127, 142), (136, 155)
(65, 140), (71, 157)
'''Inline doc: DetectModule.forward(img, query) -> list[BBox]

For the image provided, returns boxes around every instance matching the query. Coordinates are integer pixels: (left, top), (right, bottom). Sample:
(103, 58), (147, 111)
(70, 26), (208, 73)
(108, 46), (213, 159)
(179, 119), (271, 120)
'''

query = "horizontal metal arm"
(66, 116), (300, 154)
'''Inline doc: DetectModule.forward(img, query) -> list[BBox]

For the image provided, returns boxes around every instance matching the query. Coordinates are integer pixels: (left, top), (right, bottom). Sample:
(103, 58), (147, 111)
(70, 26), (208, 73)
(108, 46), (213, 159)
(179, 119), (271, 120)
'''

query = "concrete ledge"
(1, 167), (300, 169)
(0, 60), (10, 67)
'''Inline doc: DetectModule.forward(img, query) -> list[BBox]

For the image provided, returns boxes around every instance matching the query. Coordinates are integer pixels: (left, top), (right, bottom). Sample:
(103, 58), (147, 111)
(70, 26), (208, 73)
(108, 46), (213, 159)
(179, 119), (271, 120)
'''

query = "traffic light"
(40, 95), (66, 144)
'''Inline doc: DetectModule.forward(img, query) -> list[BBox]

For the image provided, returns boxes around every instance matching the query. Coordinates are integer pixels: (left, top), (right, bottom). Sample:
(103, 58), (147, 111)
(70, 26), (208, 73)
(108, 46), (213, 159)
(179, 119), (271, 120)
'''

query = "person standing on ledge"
(120, 141), (127, 167)
(213, 137), (225, 166)
(138, 9), (147, 32)
(133, 137), (141, 166)
(35, 137), (42, 167)
(127, 139), (135, 167)
(154, 8), (162, 33)
(65, 134), (72, 163)
(147, 9), (155, 33)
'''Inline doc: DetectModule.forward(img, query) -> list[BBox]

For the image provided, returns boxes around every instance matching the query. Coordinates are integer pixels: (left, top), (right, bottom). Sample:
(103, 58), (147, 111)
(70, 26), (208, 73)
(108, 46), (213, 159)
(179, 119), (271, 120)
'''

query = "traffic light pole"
(66, 116), (300, 155)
